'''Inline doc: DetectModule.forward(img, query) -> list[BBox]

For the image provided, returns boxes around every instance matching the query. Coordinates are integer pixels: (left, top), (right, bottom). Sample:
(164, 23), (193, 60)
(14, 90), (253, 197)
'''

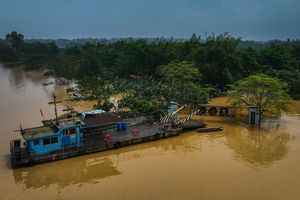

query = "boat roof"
(56, 117), (82, 129)
(81, 109), (106, 119)
(21, 110), (122, 140)
(82, 112), (121, 127)
(22, 126), (57, 140)
(22, 118), (82, 140)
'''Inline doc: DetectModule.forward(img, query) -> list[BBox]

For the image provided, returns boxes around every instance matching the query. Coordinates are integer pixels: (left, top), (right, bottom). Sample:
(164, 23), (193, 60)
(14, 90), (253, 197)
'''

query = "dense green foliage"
(228, 74), (290, 119)
(117, 61), (209, 113)
(6, 31), (24, 53)
(1, 31), (300, 112)
(158, 61), (209, 105)
(0, 31), (58, 67)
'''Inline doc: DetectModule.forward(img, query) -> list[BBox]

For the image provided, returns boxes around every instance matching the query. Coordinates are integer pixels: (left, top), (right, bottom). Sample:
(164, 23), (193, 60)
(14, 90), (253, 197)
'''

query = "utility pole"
(49, 93), (62, 125)
(53, 94), (58, 124)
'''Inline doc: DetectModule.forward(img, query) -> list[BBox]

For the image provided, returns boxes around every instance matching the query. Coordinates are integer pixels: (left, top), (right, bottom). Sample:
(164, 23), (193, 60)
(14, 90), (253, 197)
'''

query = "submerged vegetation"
(0, 31), (299, 113)
(228, 74), (291, 119)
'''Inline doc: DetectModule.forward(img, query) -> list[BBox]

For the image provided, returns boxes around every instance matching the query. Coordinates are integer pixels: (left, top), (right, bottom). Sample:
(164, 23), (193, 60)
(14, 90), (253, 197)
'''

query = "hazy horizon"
(1, 0), (300, 41)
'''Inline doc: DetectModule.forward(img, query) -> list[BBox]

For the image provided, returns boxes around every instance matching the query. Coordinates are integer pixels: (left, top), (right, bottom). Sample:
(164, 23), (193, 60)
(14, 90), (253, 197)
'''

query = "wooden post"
(53, 94), (58, 124)
(48, 93), (62, 125)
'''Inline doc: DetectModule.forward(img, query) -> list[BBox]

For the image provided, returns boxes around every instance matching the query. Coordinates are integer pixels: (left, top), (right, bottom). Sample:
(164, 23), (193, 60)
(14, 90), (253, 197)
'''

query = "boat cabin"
(21, 109), (121, 155)
(22, 122), (81, 155)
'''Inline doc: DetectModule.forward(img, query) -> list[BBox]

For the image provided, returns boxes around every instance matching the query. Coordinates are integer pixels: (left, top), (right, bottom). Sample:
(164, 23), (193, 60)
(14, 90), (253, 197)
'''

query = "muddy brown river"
(1, 63), (300, 200)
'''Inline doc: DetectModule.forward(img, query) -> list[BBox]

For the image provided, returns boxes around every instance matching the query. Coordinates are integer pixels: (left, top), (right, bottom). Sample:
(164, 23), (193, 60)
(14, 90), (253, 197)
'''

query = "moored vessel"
(10, 102), (204, 168)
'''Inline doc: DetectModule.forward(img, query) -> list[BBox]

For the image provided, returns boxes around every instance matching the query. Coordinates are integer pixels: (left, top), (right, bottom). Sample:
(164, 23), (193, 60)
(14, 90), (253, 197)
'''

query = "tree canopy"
(228, 74), (291, 117)
(1, 31), (300, 111)
(6, 31), (24, 52)
(159, 61), (209, 106)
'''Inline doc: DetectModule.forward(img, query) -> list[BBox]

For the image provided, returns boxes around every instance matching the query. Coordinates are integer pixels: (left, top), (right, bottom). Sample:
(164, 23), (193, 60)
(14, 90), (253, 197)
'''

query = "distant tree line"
(0, 31), (299, 112)
(0, 31), (58, 68)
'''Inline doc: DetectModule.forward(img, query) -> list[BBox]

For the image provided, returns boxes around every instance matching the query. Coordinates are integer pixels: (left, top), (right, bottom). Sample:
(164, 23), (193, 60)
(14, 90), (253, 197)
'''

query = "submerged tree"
(228, 74), (290, 124)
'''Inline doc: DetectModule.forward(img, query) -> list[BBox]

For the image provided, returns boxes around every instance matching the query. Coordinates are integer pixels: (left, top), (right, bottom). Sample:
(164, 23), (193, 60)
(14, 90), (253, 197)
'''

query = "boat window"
(33, 139), (39, 146)
(64, 128), (76, 136)
(51, 125), (59, 133)
(43, 138), (51, 145)
(51, 136), (58, 144)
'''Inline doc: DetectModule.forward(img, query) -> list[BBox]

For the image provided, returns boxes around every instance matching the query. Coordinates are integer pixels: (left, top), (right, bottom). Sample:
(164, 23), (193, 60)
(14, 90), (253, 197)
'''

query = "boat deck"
(10, 120), (204, 168)
(111, 123), (162, 143)
(11, 122), (173, 168)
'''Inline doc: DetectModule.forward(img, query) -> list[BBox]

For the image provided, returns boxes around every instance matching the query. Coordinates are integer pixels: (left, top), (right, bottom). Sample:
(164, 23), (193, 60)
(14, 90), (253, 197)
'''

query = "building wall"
(27, 126), (81, 155)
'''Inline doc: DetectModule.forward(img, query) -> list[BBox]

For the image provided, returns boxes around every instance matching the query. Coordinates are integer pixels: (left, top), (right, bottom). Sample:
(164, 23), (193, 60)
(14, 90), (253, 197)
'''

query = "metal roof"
(22, 126), (57, 140)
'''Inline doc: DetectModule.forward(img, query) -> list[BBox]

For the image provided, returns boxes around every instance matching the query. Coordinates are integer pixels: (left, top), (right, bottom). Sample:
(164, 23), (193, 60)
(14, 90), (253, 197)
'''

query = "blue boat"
(10, 105), (204, 168)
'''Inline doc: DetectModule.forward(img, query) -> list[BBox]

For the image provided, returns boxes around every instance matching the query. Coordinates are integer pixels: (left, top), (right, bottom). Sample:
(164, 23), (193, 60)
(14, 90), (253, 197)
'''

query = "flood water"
(1, 63), (300, 200)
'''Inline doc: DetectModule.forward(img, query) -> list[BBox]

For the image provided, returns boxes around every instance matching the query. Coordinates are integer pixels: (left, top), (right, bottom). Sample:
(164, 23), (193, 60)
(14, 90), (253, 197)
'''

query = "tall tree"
(194, 34), (242, 90)
(228, 74), (290, 124)
(5, 31), (24, 52)
(159, 61), (209, 106)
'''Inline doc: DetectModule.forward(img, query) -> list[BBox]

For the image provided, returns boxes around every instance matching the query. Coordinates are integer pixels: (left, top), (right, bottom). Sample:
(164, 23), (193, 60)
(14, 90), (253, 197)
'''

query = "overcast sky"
(0, 0), (299, 40)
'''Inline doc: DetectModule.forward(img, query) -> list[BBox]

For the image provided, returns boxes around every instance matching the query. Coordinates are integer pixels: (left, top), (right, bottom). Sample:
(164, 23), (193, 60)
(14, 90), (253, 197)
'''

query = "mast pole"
(53, 94), (58, 125)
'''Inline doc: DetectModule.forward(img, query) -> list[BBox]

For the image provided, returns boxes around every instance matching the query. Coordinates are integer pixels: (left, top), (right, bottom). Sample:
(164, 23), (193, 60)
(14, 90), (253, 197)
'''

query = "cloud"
(0, 0), (299, 40)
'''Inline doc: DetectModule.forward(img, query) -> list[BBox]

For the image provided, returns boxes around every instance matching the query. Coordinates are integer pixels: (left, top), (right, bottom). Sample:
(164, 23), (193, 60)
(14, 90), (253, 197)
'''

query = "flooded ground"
(1, 63), (300, 200)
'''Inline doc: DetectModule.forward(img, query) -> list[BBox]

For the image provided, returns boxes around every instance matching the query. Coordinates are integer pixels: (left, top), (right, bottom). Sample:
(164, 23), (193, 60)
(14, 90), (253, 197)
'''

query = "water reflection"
(3, 64), (74, 105)
(227, 129), (290, 167)
(4, 66), (49, 89)
(224, 120), (291, 167)
(12, 116), (295, 190)
(12, 133), (201, 189)
(13, 156), (121, 189)
(0, 64), (56, 102)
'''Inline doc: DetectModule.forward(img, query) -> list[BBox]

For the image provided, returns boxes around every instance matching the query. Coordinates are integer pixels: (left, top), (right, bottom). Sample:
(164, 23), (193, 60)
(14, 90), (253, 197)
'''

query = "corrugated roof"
(22, 126), (57, 140)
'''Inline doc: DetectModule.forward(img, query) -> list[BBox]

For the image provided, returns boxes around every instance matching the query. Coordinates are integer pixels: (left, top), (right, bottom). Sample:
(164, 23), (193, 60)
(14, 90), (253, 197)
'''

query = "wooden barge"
(10, 109), (204, 168)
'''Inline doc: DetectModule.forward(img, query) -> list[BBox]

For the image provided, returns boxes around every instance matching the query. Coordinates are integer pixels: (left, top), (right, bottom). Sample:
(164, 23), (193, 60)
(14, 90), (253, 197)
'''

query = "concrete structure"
(196, 104), (236, 117)
(248, 106), (260, 125)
